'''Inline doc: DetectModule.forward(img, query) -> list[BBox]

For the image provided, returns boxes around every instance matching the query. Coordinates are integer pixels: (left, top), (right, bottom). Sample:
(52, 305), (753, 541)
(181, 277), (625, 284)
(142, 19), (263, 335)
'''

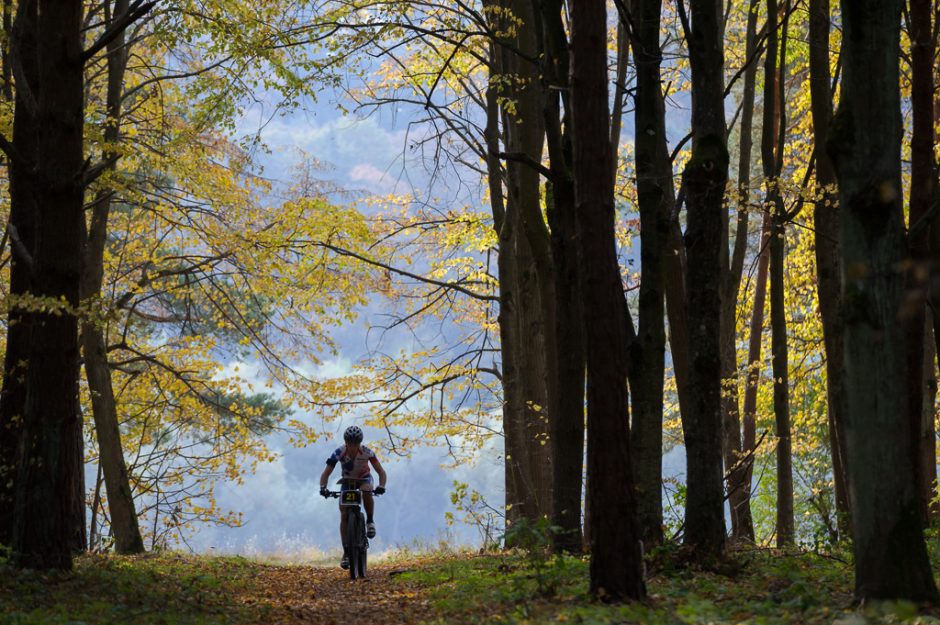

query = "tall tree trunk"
(80, 0), (145, 555)
(484, 43), (525, 528)
(763, 0), (794, 547)
(501, 0), (554, 523)
(12, 0), (86, 570)
(664, 223), (691, 421)
(486, 18), (553, 527)
(922, 313), (937, 519)
(722, 0), (760, 542)
(930, 14), (940, 528)
(572, 0), (645, 600)
(681, 0), (728, 561)
(0, 0), (38, 546)
(808, 0), (850, 539)
(827, 0), (937, 601)
(539, 0), (585, 553)
(741, 213), (771, 502)
(769, 216), (794, 546)
(907, 0), (936, 528)
(629, 0), (671, 549)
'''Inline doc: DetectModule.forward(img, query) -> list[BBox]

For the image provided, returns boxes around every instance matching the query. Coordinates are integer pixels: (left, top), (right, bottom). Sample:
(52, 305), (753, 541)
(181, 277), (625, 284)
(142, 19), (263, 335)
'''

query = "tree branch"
(82, 0), (155, 63)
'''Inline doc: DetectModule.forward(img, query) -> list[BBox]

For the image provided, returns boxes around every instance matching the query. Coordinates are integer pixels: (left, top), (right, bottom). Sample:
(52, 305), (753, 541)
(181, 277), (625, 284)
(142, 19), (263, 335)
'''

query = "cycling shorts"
(340, 474), (374, 492)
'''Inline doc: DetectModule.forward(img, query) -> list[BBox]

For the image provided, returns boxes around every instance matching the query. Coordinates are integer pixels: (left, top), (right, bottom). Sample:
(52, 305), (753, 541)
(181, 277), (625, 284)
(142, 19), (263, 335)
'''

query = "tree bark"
(681, 0), (728, 561)
(664, 223), (691, 421)
(79, 0), (145, 555)
(0, 0), (38, 546)
(539, 0), (585, 553)
(921, 312), (937, 519)
(741, 213), (770, 501)
(762, 0), (794, 548)
(502, 0), (554, 524)
(628, 0), (671, 549)
(769, 216), (794, 546)
(827, 0), (938, 601)
(486, 28), (553, 526)
(721, 0), (759, 542)
(906, 0), (936, 528)
(571, 0), (645, 601)
(12, 0), (86, 570)
(808, 0), (850, 539)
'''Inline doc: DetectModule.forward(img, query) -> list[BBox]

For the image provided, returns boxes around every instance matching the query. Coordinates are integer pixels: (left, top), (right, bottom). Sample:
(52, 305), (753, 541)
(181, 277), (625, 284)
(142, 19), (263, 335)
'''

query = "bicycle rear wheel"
(345, 510), (362, 580)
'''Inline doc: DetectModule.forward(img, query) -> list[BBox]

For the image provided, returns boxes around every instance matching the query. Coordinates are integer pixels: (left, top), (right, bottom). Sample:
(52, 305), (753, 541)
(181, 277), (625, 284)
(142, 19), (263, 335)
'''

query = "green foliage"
(447, 481), (503, 551)
(395, 549), (940, 625)
(502, 517), (572, 598)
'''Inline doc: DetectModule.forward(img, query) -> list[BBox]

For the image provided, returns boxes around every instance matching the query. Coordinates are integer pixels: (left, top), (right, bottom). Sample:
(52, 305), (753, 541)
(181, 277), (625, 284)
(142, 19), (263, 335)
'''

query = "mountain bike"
(325, 477), (380, 580)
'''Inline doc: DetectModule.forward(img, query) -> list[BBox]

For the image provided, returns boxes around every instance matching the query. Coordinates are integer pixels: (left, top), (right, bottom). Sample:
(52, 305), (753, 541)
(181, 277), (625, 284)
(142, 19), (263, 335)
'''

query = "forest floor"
(2, 543), (940, 624)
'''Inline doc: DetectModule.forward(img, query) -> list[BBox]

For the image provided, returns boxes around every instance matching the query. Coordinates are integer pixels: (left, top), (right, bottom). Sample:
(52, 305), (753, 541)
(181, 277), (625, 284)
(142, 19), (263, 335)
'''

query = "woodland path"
(236, 562), (438, 625)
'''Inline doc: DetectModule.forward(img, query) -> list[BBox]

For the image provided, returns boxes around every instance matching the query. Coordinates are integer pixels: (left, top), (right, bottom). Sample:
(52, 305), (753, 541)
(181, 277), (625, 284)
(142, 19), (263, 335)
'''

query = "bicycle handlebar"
(324, 489), (384, 498)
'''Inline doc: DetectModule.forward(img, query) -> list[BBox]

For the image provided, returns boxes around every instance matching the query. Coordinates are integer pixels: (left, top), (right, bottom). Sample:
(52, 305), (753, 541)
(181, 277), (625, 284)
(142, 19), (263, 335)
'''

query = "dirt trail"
(237, 562), (438, 625)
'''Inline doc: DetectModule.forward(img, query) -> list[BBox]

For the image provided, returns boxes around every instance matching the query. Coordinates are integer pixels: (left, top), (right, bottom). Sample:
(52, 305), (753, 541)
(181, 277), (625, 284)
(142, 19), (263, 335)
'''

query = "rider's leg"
(339, 507), (347, 552)
(363, 492), (376, 538)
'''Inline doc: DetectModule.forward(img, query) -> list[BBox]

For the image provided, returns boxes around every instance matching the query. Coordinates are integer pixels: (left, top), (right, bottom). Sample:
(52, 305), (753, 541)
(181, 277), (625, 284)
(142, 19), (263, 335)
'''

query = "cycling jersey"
(326, 444), (379, 480)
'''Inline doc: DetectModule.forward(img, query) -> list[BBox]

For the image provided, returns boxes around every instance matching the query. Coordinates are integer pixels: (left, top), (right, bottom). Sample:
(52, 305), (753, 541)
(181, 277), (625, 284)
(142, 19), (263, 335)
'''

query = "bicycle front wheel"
(357, 518), (368, 579)
(345, 510), (362, 580)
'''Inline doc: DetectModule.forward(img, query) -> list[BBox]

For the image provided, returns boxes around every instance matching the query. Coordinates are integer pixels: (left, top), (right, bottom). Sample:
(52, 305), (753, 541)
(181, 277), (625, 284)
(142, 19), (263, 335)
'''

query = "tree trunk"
(921, 312), (937, 519)
(571, 0), (645, 600)
(12, 0), (86, 570)
(79, 0), (145, 555)
(500, 0), (554, 523)
(483, 47), (525, 528)
(721, 0), (759, 542)
(0, 0), (38, 546)
(681, 0), (728, 561)
(540, 0), (585, 553)
(808, 0), (850, 539)
(827, 0), (937, 601)
(629, 0), (671, 549)
(763, 0), (794, 548)
(906, 0), (936, 528)
(664, 223), (691, 421)
(770, 216), (794, 546)
(741, 213), (770, 503)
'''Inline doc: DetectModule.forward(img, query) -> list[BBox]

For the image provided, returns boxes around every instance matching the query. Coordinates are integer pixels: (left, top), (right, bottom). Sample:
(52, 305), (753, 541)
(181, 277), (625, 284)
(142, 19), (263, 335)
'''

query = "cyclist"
(319, 425), (387, 569)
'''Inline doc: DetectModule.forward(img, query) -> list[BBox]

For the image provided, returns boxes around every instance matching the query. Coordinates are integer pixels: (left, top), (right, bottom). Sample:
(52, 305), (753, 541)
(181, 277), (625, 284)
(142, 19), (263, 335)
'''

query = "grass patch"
(394, 548), (940, 624)
(0, 553), (266, 625)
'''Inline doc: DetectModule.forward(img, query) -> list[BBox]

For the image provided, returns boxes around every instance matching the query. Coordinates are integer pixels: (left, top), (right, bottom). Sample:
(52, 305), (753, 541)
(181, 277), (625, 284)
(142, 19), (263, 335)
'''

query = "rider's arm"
(319, 463), (334, 489)
(370, 456), (387, 488)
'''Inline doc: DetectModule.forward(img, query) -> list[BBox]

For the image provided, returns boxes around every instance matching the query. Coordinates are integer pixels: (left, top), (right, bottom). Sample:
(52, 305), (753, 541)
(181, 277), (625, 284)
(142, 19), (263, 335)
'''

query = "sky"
(180, 57), (698, 558)
(185, 97), (505, 558)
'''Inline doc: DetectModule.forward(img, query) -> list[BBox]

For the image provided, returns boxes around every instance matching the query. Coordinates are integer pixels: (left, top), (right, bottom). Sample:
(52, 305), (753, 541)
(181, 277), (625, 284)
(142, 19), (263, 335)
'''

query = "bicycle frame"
(326, 477), (377, 580)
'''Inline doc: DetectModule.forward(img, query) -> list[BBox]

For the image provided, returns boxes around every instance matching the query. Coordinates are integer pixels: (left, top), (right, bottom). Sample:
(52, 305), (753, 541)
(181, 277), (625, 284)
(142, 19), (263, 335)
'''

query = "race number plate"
(342, 491), (361, 505)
